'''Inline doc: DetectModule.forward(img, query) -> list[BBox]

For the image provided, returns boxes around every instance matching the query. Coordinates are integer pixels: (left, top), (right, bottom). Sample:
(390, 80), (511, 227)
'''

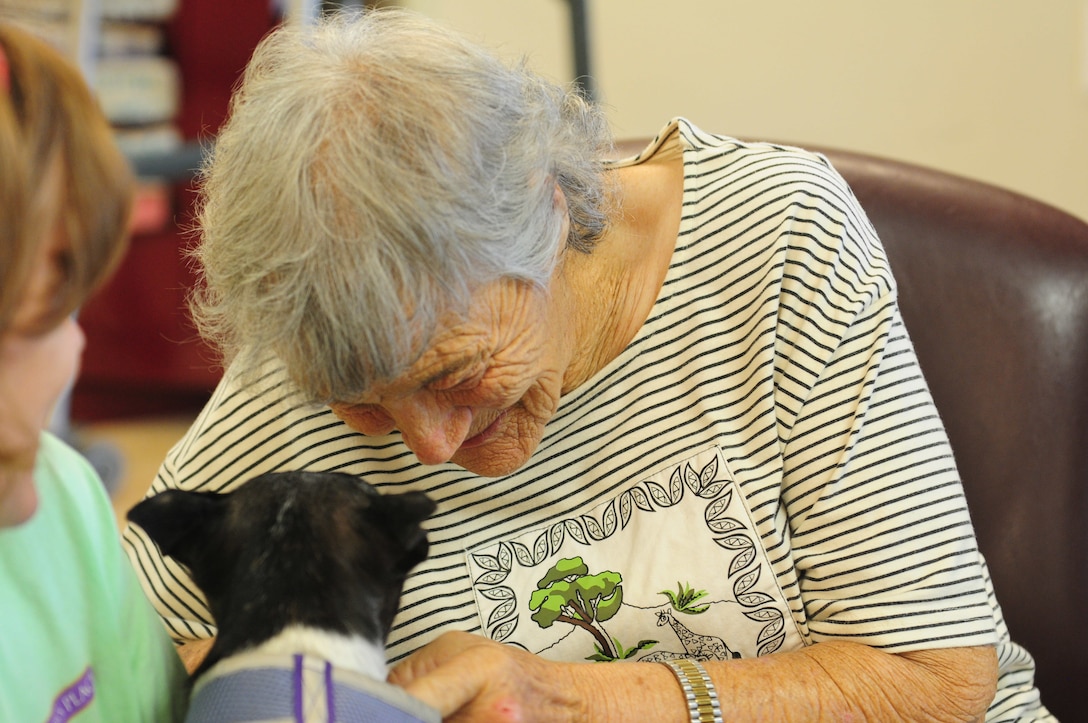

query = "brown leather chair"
(821, 147), (1088, 722)
(614, 138), (1088, 720)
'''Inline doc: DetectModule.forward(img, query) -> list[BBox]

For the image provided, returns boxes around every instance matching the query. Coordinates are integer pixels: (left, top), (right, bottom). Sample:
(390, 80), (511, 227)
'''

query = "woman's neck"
(557, 134), (684, 394)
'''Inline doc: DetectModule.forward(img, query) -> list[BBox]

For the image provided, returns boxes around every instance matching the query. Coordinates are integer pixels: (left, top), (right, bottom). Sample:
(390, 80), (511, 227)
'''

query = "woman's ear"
(552, 183), (572, 255)
(552, 183), (567, 211)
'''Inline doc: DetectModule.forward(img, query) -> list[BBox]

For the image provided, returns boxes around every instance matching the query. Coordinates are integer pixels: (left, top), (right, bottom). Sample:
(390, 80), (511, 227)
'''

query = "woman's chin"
(452, 445), (532, 477)
(443, 407), (531, 476)
(452, 424), (541, 477)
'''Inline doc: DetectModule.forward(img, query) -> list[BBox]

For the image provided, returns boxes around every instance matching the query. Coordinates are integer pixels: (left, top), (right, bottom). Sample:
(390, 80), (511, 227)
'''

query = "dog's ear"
(374, 491), (436, 568)
(382, 491), (436, 526)
(127, 490), (230, 568)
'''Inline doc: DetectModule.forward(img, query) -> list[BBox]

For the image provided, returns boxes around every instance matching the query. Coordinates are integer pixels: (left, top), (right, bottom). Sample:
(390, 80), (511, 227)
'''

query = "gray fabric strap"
(185, 653), (440, 723)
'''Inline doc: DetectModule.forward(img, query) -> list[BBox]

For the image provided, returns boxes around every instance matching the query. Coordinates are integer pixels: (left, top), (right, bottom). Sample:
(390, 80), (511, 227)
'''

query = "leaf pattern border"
(472, 451), (785, 655)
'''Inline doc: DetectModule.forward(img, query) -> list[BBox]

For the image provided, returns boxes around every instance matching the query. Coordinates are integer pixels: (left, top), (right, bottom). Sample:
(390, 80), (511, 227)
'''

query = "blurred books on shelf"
(99, 18), (165, 55)
(1, 0), (185, 187)
(0, 2), (77, 54)
(95, 54), (180, 125)
(94, 13), (182, 146)
(92, 10), (183, 235)
(102, 0), (177, 22)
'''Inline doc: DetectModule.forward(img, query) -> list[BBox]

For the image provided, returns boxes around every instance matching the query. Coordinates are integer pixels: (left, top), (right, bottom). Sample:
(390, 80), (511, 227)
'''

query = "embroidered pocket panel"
(465, 447), (804, 663)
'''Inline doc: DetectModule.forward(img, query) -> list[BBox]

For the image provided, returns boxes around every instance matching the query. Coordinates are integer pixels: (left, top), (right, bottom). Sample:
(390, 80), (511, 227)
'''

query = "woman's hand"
(388, 631), (680, 723)
(388, 632), (585, 722)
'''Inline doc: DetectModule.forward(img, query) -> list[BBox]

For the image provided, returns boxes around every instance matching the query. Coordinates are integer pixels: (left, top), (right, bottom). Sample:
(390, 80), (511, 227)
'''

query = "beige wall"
(402, 0), (1088, 222)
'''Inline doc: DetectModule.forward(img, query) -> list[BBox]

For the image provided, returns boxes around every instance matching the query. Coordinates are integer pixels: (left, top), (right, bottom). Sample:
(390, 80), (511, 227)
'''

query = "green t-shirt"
(0, 432), (188, 722)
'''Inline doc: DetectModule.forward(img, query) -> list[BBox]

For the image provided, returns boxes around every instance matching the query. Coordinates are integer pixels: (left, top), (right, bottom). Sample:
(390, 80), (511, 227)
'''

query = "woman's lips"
(459, 410), (508, 450)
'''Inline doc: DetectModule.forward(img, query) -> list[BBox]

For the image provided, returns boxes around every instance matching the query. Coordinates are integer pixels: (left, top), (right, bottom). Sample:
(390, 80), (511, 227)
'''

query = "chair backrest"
(613, 138), (1088, 720)
(818, 147), (1088, 722)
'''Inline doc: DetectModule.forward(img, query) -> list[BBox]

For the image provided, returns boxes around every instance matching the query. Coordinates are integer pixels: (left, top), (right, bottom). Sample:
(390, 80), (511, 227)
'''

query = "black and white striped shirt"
(123, 118), (1048, 720)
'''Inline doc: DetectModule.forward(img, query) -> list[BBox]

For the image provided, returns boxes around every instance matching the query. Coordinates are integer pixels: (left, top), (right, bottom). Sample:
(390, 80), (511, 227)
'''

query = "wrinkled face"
(0, 164), (84, 528)
(330, 277), (572, 477)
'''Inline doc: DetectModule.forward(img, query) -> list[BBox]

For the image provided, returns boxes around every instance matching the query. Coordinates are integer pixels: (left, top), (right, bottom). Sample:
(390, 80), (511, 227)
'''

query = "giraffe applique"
(641, 610), (742, 662)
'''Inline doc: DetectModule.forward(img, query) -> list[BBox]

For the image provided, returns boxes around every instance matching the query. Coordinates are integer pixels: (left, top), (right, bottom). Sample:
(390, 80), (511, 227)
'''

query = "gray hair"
(191, 8), (613, 403)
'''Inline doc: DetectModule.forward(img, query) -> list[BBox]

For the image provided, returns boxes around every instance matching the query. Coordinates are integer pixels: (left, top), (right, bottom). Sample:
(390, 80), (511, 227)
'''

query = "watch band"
(662, 659), (724, 723)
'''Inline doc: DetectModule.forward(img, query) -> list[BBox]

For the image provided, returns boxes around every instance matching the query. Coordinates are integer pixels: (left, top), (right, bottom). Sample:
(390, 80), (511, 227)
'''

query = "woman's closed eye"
(429, 366), (487, 396)
(330, 403), (395, 435)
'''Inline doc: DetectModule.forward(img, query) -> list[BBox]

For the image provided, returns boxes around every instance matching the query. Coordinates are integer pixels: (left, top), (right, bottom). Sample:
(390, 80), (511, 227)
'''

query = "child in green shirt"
(0, 22), (187, 721)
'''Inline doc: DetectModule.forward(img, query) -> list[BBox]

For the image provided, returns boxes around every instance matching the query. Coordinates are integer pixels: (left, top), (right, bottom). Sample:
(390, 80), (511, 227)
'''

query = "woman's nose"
(385, 393), (473, 465)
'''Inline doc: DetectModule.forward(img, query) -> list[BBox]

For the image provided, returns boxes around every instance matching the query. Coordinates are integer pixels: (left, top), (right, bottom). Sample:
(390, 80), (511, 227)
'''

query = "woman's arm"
(390, 631), (997, 722)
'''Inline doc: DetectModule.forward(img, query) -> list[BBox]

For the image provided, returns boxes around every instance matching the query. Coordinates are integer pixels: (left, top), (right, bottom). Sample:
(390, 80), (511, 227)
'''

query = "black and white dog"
(128, 470), (438, 723)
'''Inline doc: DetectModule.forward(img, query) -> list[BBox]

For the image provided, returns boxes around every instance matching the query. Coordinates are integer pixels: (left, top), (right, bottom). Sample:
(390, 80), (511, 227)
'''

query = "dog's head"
(128, 471), (435, 675)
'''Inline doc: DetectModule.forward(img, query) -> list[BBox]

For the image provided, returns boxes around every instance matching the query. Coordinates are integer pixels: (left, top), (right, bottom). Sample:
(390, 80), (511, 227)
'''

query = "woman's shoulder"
(678, 119), (847, 188)
(661, 119), (892, 302)
(614, 118), (829, 164)
(616, 118), (859, 219)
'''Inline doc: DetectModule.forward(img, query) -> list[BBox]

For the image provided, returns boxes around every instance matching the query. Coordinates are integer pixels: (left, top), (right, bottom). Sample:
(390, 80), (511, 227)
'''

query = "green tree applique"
(528, 556), (655, 661)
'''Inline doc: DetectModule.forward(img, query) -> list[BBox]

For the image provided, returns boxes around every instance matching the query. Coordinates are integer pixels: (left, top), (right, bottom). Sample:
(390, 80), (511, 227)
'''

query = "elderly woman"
(123, 9), (1050, 722)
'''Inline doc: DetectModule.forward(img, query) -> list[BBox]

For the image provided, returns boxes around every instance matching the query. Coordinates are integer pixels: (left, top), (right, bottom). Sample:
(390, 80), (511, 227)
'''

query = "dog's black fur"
(127, 470), (435, 680)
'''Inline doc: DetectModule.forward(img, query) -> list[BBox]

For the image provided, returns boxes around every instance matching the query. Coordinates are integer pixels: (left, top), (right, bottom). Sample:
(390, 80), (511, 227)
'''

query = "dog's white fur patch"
(248, 624), (388, 680)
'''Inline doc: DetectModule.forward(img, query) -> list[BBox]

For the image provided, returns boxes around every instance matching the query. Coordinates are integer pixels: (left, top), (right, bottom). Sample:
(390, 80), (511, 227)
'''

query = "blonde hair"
(0, 22), (133, 334)
(191, 8), (612, 403)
